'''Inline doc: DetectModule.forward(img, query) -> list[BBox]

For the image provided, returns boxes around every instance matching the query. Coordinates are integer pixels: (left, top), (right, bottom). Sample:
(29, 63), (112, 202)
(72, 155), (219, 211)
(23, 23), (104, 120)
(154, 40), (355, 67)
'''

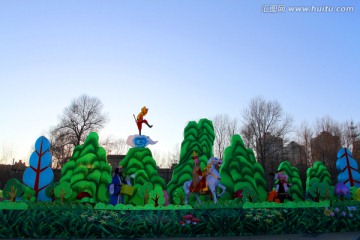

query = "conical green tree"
(306, 161), (333, 192)
(167, 118), (215, 202)
(277, 161), (304, 201)
(220, 134), (267, 202)
(121, 147), (166, 204)
(60, 132), (112, 202)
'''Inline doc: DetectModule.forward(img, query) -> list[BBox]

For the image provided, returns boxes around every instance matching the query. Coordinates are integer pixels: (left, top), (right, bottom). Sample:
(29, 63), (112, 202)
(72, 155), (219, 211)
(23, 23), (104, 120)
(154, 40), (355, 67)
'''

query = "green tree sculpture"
(148, 185), (166, 207)
(167, 118), (215, 202)
(220, 134), (267, 202)
(306, 161), (333, 193)
(120, 147), (166, 204)
(55, 181), (73, 204)
(350, 186), (360, 201)
(137, 182), (153, 205)
(45, 182), (59, 202)
(3, 178), (25, 202)
(23, 186), (36, 202)
(242, 186), (258, 202)
(277, 161), (304, 201)
(172, 188), (185, 205)
(308, 179), (334, 202)
(60, 132), (112, 202)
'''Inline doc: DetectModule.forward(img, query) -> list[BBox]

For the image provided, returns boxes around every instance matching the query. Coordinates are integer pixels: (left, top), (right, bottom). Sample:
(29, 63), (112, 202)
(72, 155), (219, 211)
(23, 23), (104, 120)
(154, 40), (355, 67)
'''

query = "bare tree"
(212, 114), (240, 159)
(296, 120), (314, 166)
(339, 120), (360, 151)
(0, 144), (14, 165)
(151, 145), (181, 169)
(241, 96), (293, 190)
(241, 96), (293, 165)
(50, 95), (108, 167)
(101, 136), (129, 155)
(295, 121), (314, 189)
(49, 130), (73, 169)
(227, 117), (240, 139)
(348, 121), (360, 159)
(152, 149), (168, 168)
(315, 115), (341, 136)
(169, 144), (180, 166)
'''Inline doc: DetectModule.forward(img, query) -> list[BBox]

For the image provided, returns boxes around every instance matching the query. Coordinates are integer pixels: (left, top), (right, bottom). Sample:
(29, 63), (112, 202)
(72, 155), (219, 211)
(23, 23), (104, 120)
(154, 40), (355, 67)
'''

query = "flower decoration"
(324, 209), (332, 216)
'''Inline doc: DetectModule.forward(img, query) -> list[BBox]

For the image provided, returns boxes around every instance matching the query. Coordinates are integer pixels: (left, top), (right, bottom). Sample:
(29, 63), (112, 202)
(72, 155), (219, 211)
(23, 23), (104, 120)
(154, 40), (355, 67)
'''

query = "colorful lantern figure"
(275, 169), (289, 193)
(274, 169), (293, 203)
(133, 106), (153, 135)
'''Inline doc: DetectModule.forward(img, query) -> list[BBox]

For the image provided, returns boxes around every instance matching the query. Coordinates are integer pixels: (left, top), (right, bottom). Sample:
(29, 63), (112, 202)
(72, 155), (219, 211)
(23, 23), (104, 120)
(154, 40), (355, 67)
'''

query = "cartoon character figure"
(274, 169), (293, 203)
(191, 152), (208, 192)
(192, 152), (202, 188)
(109, 166), (127, 205)
(134, 106), (153, 135)
(274, 169), (289, 193)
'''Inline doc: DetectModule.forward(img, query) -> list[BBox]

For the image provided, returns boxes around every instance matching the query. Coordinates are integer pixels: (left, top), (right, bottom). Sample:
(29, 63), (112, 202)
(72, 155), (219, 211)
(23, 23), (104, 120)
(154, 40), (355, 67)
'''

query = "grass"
(0, 206), (359, 238)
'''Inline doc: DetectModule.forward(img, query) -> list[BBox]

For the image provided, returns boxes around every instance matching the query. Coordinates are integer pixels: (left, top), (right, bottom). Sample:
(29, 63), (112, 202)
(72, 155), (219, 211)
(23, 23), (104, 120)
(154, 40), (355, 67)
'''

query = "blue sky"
(0, 0), (359, 164)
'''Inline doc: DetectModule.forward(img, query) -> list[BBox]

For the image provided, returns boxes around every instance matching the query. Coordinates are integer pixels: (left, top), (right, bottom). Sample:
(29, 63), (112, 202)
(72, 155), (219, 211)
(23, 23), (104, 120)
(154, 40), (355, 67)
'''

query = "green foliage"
(128, 194), (144, 206)
(3, 178), (25, 202)
(0, 201), (28, 210)
(277, 161), (304, 201)
(25, 201), (94, 210)
(308, 179), (334, 202)
(167, 119), (215, 204)
(193, 198), (244, 209)
(137, 182), (153, 205)
(220, 134), (267, 201)
(45, 182), (59, 202)
(120, 147), (166, 204)
(350, 186), (360, 201)
(172, 187), (185, 205)
(54, 182), (73, 204)
(148, 186), (165, 207)
(60, 132), (112, 202)
(331, 199), (360, 207)
(306, 161), (333, 192)
(93, 202), (192, 210)
(3, 205), (360, 238)
(23, 186), (36, 202)
(242, 186), (258, 203)
(243, 200), (331, 209)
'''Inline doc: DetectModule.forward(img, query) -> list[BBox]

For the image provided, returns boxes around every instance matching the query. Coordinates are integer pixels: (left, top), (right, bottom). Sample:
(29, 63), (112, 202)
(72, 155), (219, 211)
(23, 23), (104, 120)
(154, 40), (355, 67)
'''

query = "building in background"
(283, 141), (307, 188)
(107, 154), (126, 170)
(261, 133), (284, 191)
(311, 131), (341, 185)
(353, 140), (360, 160)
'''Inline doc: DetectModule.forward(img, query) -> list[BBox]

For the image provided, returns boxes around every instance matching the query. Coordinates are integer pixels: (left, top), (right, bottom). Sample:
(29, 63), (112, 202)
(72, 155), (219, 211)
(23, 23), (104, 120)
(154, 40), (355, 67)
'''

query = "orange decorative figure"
(192, 151), (202, 188)
(134, 106), (153, 135)
(191, 151), (208, 192)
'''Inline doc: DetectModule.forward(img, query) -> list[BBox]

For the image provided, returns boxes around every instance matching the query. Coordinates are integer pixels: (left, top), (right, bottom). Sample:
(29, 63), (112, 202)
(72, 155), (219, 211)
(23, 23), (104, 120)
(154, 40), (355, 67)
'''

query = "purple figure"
(274, 169), (293, 203)
(275, 169), (289, 193)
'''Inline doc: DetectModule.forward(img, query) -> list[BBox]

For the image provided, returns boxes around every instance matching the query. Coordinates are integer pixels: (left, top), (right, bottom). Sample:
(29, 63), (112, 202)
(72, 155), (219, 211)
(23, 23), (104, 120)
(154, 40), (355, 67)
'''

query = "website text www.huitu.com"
(261, 4), (355, 13)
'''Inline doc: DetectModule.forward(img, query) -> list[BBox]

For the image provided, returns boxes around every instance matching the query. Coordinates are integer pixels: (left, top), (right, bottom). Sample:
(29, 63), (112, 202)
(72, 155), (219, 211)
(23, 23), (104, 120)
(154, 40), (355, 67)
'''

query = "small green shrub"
(0, 201), (28, 210)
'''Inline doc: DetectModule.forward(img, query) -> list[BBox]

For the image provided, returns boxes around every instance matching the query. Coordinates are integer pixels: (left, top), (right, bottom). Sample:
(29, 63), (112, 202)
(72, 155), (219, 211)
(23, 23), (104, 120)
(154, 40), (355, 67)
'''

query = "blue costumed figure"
(109, 166), (127, 206)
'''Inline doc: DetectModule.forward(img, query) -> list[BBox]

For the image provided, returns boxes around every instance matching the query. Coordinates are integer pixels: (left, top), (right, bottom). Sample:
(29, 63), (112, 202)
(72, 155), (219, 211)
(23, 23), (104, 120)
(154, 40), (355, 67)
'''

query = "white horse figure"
(183, 157), (226, 205)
